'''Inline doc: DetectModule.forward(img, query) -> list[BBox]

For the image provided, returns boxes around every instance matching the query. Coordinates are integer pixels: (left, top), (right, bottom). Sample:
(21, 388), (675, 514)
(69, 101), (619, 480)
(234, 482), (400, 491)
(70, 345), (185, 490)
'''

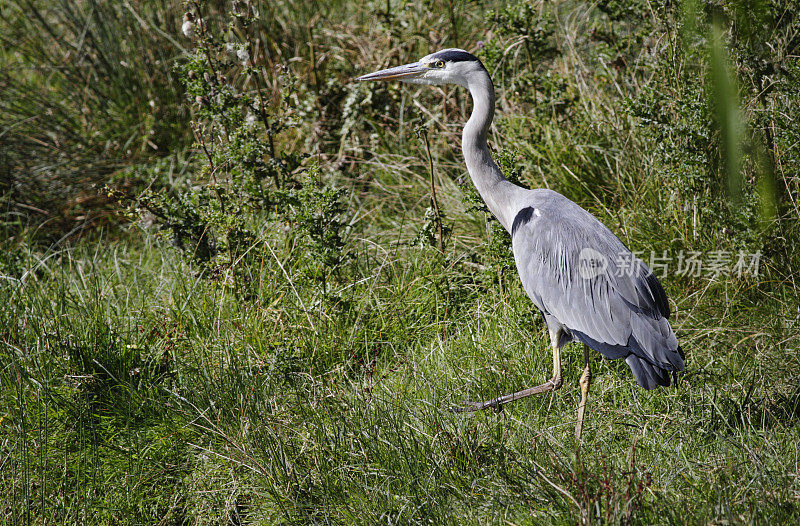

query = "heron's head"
(356, 49), (486, 88)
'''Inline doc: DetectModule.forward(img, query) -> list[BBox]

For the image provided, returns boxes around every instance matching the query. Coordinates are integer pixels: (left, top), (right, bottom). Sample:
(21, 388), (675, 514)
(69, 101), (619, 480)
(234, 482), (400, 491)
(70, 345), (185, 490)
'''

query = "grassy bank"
(3, 225), (798, 523)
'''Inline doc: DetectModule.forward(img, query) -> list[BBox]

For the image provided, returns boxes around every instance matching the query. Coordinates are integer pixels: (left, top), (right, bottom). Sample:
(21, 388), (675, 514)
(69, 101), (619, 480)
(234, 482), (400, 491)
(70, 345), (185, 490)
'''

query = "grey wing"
(511, 202), (685, 389)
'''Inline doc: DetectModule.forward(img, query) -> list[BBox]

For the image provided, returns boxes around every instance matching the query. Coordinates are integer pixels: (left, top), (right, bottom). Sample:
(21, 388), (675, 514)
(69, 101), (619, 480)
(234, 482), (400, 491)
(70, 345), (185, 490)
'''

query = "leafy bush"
(124, 2), (350, 296)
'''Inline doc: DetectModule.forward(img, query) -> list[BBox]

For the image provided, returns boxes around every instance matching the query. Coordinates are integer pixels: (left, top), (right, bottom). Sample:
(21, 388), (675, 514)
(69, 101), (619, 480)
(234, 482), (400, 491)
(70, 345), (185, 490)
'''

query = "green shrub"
(124, 2), (350, 297)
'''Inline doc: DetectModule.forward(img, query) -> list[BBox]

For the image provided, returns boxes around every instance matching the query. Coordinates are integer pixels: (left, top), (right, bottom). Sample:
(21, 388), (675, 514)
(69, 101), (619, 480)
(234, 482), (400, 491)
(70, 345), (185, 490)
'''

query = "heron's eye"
(432, 60), (445, 68)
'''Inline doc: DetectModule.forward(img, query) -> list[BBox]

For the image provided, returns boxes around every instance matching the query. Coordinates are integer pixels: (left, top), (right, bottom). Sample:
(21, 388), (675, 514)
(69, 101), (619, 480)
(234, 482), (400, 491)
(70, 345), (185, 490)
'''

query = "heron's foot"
(575, 345), (592, 442)
(449, 399), (501, 413)
(449, 377), (562, 414)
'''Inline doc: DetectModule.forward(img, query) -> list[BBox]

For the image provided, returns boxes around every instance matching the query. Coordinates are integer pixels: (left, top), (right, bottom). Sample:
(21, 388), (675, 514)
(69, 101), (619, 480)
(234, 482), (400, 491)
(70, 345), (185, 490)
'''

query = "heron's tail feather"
(625, 354), (672, 390)
(571, 329), (684, 390)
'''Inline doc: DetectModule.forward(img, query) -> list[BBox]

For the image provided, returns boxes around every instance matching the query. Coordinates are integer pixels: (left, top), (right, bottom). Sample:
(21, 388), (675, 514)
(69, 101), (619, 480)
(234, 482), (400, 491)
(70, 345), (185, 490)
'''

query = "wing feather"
(511, 191), (684, 387)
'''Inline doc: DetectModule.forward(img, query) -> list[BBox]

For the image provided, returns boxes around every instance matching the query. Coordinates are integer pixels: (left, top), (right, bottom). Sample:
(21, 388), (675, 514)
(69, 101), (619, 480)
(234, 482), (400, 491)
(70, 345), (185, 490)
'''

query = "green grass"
(2, 220), (798, 523)
(2, 0), (800, 523)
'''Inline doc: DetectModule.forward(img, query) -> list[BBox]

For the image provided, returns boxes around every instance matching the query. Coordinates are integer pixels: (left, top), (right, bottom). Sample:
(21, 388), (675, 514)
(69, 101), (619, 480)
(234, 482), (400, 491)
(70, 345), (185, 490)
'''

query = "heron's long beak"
(356, 62), (425, 82)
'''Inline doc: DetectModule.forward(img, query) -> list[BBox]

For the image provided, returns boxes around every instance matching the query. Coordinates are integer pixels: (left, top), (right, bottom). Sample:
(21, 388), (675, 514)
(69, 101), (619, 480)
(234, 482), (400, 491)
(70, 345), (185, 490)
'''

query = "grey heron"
(357, 49), (685, 440)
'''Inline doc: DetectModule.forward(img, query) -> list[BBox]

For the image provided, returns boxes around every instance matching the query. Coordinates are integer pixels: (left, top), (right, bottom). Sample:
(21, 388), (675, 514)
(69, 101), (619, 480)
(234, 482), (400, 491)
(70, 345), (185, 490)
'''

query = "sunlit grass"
(2, 0), (800, 523)
(2, 213), (798, 523)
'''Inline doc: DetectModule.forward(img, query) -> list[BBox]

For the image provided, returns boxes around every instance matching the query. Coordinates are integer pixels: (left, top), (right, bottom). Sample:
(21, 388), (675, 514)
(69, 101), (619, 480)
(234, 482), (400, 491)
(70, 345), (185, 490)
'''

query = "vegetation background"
(1, 0), (799, 523)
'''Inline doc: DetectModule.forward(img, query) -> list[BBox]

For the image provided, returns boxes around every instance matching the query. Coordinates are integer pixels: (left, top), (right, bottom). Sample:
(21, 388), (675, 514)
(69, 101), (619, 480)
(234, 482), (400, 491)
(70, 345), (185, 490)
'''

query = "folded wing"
(511, 194), (685, 389)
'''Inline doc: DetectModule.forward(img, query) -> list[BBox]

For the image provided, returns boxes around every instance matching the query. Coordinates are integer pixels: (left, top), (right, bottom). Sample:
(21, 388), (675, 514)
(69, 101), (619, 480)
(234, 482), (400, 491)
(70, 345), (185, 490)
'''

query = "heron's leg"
(575, 344), (592, 441)
(453, 335), (563, 413)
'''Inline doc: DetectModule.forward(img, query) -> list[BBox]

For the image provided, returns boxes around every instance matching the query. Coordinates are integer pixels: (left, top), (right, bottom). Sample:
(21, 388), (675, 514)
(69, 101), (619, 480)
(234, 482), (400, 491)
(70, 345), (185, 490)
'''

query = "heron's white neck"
(462, 70), (521, 232)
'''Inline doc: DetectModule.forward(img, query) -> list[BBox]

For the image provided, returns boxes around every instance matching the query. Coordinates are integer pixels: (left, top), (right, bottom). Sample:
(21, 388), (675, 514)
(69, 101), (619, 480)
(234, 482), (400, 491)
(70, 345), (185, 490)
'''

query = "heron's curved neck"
(462, 70), (521, 232)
